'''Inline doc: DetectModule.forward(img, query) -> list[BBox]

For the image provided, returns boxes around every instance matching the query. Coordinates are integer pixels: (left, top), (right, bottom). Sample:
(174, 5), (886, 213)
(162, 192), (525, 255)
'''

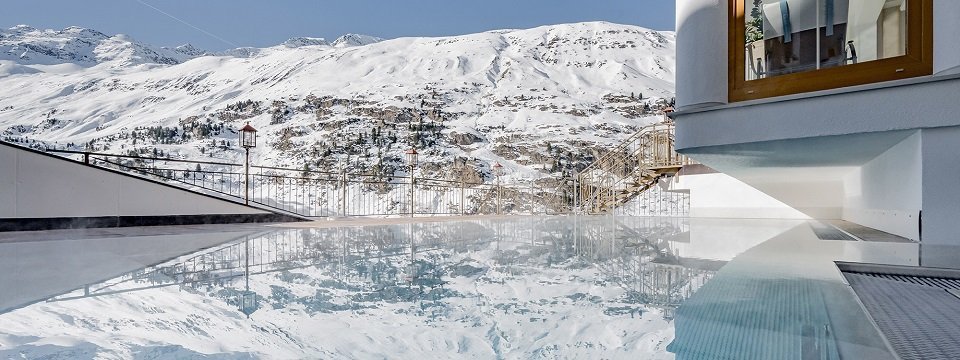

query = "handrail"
(576, 118), (692, 214)
(579, 121), (664, 176)
(579, 122), (677, 182)
(46, 149), (243, 167)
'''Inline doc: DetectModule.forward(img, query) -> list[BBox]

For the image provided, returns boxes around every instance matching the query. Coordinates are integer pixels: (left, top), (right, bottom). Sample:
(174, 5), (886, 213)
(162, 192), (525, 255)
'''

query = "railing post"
(496, 180), (502, 215)
(459, 178), (465, 216)
(538, 182), (545, 215)
(573, 173), (578, 214)
(409, 166), (416, 218)
(244, 148), (250, 205)
(340, 170), (347, 216)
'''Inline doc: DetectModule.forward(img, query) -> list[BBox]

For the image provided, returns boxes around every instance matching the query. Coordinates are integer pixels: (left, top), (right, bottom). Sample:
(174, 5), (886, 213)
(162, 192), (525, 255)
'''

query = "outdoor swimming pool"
(0, 216), (918, 359)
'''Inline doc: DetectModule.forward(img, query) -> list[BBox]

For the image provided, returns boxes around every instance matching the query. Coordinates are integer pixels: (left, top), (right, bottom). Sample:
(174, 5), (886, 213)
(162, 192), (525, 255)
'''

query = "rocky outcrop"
(449, 132), (482, 146)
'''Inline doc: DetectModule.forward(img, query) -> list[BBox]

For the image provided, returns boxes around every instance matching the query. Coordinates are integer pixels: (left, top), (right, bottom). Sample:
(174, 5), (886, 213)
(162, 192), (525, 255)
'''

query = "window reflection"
(745, 0), (907, 80)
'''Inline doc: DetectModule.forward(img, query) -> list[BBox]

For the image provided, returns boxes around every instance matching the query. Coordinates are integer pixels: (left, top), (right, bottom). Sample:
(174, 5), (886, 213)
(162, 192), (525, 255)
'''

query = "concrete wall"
(675, 76), (960, 151)
(934, 0), (960, 75)
(843, 131), (922, 240)
(919, 126), (960, 268)
(0, 143), (269, 219)
(748, 180), (845, 220)
(672, 166), (810, 219)
(676, 0), (728, 110)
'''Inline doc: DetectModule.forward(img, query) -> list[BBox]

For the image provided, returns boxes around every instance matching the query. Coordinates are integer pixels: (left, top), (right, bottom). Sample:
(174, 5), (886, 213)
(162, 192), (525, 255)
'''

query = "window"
(730, 0), (932, 102)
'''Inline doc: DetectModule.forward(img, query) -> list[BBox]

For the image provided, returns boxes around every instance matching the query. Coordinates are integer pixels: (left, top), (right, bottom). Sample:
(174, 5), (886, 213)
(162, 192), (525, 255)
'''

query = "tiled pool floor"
(0, 217), (920, 359)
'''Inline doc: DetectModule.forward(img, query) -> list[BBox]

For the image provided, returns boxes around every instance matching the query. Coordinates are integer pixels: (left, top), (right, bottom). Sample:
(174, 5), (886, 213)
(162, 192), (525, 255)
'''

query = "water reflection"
(0, 216), (915, 359)
(46, 217), (707, 321)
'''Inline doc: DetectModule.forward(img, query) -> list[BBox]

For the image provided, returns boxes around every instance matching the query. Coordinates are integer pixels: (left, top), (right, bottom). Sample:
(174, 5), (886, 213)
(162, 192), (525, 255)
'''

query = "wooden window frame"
(729, 0), (933, 102)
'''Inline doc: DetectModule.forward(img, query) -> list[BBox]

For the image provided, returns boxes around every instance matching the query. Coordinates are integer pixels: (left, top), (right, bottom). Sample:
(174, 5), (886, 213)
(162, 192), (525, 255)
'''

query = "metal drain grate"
(843, 271), (960, 360)
(809, 221), (857, 241)
(856, 272), (960, 290)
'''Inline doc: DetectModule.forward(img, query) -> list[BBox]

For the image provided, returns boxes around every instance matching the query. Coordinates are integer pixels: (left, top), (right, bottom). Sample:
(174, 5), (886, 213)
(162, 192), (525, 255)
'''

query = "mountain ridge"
(0, 25), (389, 65)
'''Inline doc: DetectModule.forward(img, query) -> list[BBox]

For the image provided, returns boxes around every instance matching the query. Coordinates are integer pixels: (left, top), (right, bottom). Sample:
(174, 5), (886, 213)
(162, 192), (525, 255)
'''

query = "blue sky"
(0, 0), (675, 50)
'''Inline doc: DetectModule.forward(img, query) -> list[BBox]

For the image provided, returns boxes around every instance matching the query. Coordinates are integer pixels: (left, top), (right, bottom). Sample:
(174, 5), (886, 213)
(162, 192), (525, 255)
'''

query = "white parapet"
(0, 143), (269, 221)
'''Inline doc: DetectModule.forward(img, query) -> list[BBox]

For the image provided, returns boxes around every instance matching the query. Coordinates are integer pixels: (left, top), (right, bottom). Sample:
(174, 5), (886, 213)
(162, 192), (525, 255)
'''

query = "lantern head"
(240, 123), (258, 148)
(405, 148), (419, 167)
(493, 162), (505, 177)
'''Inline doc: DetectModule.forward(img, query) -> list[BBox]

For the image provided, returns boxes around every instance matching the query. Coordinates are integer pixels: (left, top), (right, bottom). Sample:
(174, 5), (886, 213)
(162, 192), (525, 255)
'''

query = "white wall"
(675, 76), (960, 151)
(671, 218), (806, 261)
(0, 144), (269, 219)
(748, 180), (845, 219)
(676, 0), (728, 110)
(0, 146), (17, 218)
(842, 131), (921, 240)
(934, 0), (960, 75)
(672, 167), (811, 219)
(919, 126), (960, 268)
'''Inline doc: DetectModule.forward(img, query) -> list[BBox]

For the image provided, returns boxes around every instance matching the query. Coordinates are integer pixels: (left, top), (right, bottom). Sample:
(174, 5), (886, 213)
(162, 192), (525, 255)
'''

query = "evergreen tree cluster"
(218, 100), (262, 122)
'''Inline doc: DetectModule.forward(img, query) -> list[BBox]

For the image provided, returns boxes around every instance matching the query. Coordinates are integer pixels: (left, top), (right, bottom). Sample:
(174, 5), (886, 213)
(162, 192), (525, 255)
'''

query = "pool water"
(0, 216), (918, 359)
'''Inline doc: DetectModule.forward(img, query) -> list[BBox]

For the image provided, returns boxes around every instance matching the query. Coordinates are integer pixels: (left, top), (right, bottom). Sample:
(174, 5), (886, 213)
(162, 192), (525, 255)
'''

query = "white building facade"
(673, 0), (960, 268)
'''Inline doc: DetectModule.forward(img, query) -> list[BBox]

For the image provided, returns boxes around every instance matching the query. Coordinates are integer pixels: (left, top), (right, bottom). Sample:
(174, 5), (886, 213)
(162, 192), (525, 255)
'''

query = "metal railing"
(46, 149), (575, 218)
(576, 119), (693, 214)
(43, 121), (693, 219)
(614, 183), (691, 218)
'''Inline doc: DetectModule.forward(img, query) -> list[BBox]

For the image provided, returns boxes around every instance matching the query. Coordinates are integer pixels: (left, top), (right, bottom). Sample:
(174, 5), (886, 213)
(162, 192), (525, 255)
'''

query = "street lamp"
(493, 162), (504, 215)
(405, 147), (418, 217)
(240, 122), (257, 205)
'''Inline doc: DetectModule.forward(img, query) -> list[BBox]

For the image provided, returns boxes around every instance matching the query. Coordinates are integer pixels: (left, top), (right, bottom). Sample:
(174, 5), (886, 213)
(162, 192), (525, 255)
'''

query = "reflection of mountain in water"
(51, 217), (708, 317)
(24, 217), (716, 358)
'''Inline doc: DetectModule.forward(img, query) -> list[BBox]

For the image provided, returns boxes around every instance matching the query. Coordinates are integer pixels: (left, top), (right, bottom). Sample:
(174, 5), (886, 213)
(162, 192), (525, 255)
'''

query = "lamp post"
(239, 122), (258, 205)
(493, 162), (504, 215)
(405, 147), (418, 217)
(572, 170), (580, 214)
(238, 237), (258, 318)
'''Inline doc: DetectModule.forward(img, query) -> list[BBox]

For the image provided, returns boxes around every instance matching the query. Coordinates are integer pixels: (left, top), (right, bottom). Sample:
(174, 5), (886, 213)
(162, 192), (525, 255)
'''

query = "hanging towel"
(780, 1), (793, 43)
(825, 0), (835, 36)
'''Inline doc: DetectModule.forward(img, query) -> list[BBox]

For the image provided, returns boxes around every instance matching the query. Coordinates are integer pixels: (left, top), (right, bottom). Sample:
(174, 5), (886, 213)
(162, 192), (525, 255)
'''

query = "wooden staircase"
(577, 113), (692, 214)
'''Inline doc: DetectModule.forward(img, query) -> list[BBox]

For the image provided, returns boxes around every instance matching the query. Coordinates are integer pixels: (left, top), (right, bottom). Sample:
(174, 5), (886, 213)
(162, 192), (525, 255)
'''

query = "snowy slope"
(0, 22), (675, 183)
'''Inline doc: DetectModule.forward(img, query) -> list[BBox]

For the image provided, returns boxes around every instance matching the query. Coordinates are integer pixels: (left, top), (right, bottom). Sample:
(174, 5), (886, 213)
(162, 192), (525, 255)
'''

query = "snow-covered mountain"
(0, 25), (197, 66)
(332, 33), (384, 48)
(282, 37), (330, 48)
(0, 22), (675, 183)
